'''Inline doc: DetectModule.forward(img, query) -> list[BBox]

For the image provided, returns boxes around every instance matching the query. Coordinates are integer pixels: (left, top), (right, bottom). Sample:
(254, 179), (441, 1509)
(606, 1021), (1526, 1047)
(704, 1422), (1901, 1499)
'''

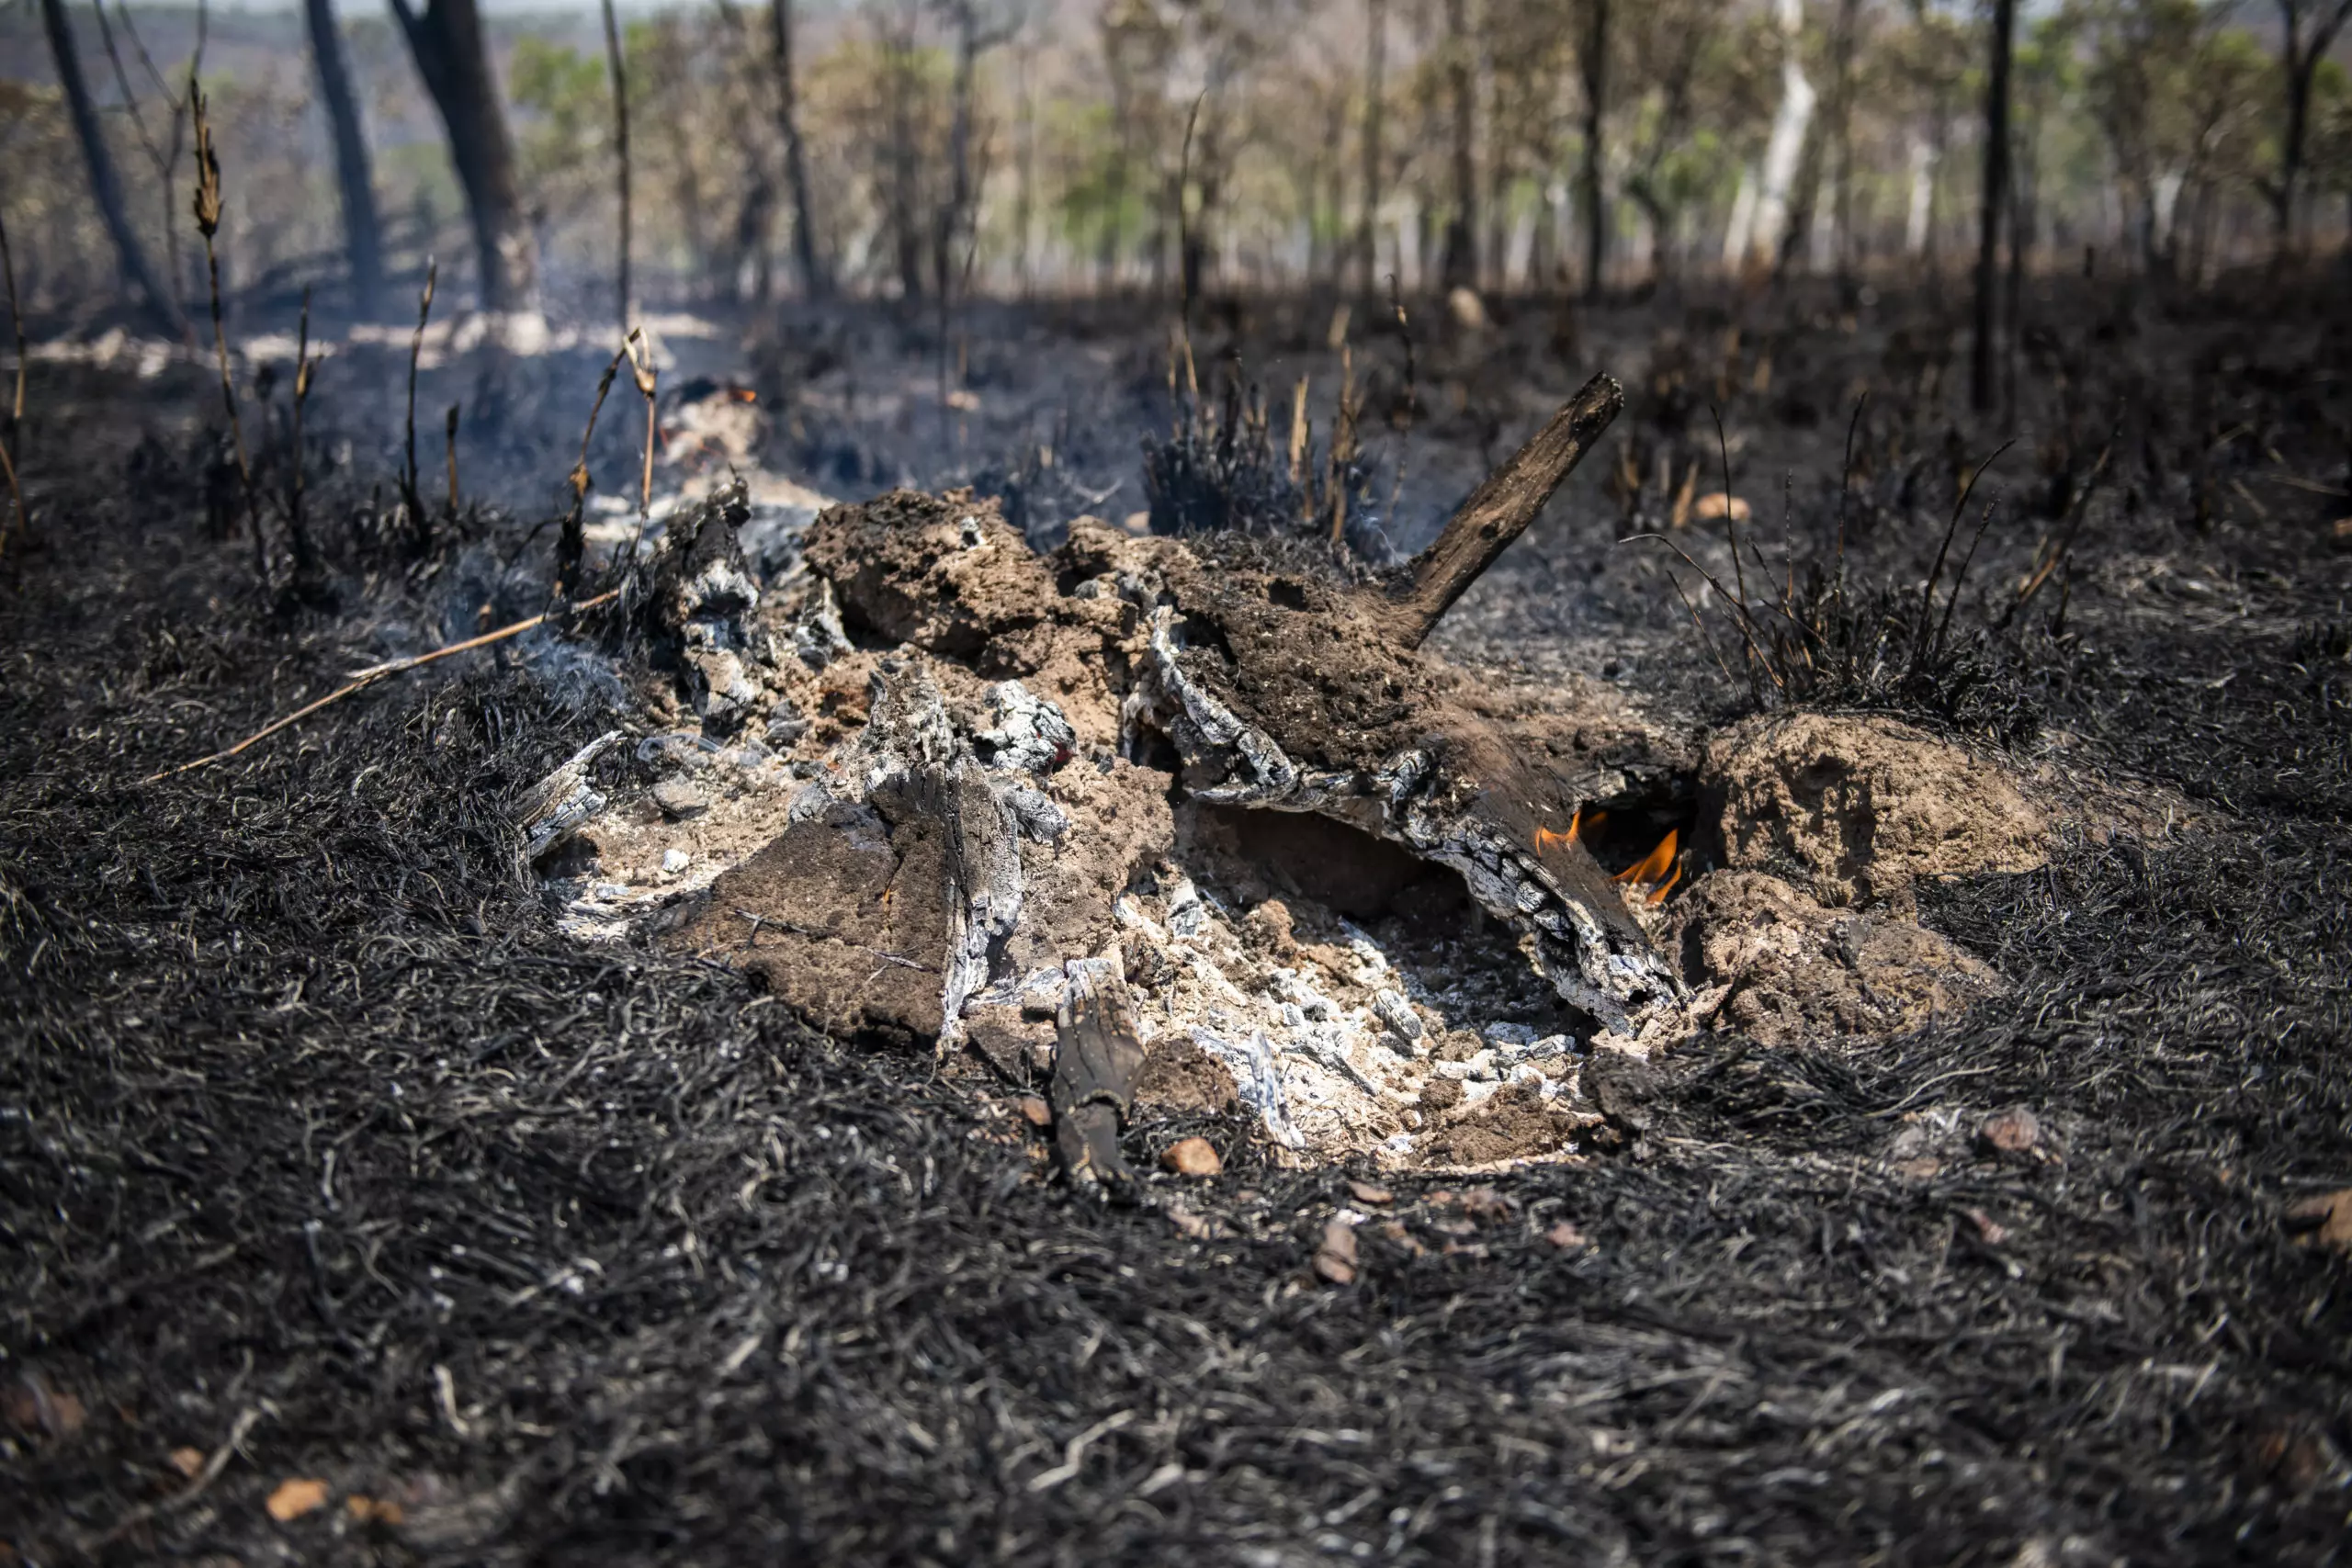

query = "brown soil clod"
(1699, 712), (2050, 910)
(1672, 870), (2004, 1045)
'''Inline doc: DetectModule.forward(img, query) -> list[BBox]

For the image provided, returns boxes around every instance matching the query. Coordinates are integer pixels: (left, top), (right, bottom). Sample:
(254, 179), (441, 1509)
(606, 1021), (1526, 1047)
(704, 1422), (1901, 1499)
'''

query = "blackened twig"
(145, 590), (617, 783)
(402, 259), (437, 552)
(189, 85), (262, 579)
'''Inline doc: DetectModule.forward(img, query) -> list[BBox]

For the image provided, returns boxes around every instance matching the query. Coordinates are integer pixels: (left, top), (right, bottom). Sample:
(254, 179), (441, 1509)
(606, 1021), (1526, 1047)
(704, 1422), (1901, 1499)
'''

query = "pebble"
(1976, 1106), (2043, 1157)
(662, 849), (691, 874)
(1313, 1217), (1358, 1285)
(652, 778), (710, 818)
(1160, 1137), (1223, 1178)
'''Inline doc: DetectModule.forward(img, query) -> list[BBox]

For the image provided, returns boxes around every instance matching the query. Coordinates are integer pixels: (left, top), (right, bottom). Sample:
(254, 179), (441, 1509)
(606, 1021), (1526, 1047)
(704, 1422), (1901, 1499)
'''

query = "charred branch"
(1377, 372), (1623, 651)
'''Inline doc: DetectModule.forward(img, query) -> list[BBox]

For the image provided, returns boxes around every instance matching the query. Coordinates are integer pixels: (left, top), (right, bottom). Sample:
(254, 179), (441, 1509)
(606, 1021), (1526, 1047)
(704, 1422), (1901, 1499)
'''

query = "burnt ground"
(3, 275), (2350, 1565)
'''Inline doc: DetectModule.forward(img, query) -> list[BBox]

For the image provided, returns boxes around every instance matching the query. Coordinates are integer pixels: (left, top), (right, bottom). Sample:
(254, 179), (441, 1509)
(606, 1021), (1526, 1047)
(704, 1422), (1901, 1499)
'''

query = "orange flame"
(1533, 806), (1606, 855)
(1611, 828), (1680, 903)
(730, 388), (758, 402)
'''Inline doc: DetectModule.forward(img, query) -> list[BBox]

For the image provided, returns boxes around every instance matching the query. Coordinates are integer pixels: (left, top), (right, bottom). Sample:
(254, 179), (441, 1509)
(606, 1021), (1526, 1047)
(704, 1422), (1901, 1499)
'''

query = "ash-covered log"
(783, 372), (1680, 1037)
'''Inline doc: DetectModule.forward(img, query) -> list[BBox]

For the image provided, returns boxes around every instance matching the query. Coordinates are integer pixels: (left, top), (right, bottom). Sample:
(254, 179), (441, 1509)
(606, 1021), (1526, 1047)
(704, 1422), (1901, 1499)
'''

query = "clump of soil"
(1672, 869), (2003, 1044)
(1700, 711), (2049, 908)
(1418, 1077), (1605, 1167)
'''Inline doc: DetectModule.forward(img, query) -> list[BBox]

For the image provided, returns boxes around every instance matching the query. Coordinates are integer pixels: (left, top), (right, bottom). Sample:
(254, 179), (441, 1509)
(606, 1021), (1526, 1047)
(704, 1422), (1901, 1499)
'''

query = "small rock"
(2, 1374), (84, 1439)
(1962, 1207), (2009, 1246)
(2249, 1419), (2346, 1490)
(169, 1446), (206, 1479)
(1435, 1049), (1498, 1082)
(1377, 1219), (1429, 1257)
(1544, 1221), (1588, 1251)
(2285, 1189), (2352, 1253)
(1892, 1157), (1944, 1181)
(266, 1477), (330, 1522)
(652, 778), (709, 819)
(1345, 1179), (1394, 1206)
(1017, 1096), (1052, 1128)
(1313, 1218), (1358, 1285)
(1161, 1136), (1223, 1178)
(661, 848), (692, 874)
(1976, 1106), (2043, 1158)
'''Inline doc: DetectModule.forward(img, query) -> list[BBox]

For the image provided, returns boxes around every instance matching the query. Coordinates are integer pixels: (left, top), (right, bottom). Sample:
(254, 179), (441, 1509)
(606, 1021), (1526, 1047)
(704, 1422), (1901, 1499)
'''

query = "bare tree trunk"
(885, 6), (924, 302)
(1580, 0), (1609, 300)
(390, 0), (539, 312)
(1826, 0), (1860, 294)
(305, 0), (384, 318)
(1747, 0), (1815, 271)
(1013, 32), (1035, 295)
(653, 26), (712, 300)
(1180, 107), (1223, 308)
(1359, 0), (1385, 293)
(729, 175), (775, 302)
(1440, 0), (1477, 292)
(934, 0), (978, 305)
(771, 0), (828, 296)
(1628, 184), (1667, 286)
(2268, 1), (2352, 258)
(37, 0), (174, 327)
(1971, 0), (2014, 413)
(599, 0), (631, 332)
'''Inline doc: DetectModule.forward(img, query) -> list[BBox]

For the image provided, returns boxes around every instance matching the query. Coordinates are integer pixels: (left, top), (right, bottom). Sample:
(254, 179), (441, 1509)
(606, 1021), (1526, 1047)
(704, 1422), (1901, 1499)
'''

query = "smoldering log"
(776, 372), (1681, 1040)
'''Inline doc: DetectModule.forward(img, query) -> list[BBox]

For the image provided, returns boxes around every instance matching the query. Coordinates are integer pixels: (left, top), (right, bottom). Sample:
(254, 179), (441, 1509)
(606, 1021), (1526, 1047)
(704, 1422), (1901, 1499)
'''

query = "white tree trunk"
(1905, 136), (1934, 254)
(1747, 0), (1815, 268)
(2154, 169), (2185, 256)
(1722, 167), (1759, 269)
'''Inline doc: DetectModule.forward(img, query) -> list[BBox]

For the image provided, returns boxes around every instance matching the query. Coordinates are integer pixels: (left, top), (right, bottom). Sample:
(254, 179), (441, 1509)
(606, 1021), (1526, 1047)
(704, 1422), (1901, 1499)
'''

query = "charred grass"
(3, 287), (2350, 1564)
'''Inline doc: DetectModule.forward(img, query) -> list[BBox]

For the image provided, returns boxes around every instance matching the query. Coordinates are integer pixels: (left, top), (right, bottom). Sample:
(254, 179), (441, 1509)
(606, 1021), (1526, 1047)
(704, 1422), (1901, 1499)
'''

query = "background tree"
(1973, 0), (2016, 412)
(1581, 0), (1611, 297)
(390, 0), (541, 311)
(1734, 0), (1816, 271)
(306, 0), (385, 317)
(1359, 0), (1386, 291)
(1438, 0), (1477, 290)
(2262, 0), (2352, 252)
(35, 0), (174, 326)
(774, 0), (830, 296)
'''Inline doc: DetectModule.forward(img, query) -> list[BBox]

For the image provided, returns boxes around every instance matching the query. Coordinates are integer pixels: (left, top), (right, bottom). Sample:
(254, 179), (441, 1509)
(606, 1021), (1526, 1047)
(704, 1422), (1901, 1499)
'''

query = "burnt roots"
(1739, 563), (2044, 746)
(1141, 356), (1385, 555)
(1647, 418), (2047, 747)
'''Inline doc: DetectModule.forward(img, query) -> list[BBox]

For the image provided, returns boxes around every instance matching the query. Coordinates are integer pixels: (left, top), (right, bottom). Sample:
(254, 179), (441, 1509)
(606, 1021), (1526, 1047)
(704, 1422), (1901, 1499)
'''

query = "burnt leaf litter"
(4, 283), (2351, 1565)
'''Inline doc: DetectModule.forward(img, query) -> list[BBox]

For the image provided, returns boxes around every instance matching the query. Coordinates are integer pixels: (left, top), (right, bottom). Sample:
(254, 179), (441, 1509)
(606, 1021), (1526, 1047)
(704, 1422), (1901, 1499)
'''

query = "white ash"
(977, 682), (1080, 775)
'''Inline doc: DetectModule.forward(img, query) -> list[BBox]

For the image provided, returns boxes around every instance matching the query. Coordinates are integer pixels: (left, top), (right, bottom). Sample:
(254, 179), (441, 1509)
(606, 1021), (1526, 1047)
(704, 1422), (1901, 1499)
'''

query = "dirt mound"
(1701, 712), (2049, 908)
(1673, 869), (2004, 1044)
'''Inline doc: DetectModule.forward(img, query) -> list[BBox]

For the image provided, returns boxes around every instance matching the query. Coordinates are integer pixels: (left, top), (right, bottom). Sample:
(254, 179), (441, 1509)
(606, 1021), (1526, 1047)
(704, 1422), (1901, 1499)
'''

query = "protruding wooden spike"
(1381, 371), (1623, 650)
